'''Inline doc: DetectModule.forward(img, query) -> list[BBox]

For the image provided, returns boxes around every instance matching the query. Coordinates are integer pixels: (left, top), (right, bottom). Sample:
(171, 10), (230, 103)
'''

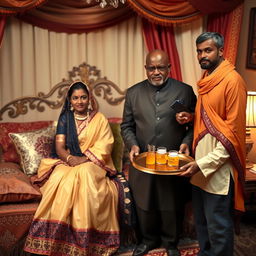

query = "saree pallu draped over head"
(51, 80), (98, 158)
(55, 80), (136, 227)
(26, 81), (136, 255)
(193, 60), (247, 211)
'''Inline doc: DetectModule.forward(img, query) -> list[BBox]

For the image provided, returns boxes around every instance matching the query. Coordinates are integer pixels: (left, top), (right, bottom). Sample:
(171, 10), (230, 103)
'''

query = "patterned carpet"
(116, 214), (256, 256)
(116, 238), (199, 256)
(234, 213), (256, 256)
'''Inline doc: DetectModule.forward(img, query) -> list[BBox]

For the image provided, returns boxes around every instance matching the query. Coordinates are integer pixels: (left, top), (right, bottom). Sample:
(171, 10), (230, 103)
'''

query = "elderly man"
(121, 49), (197, 256)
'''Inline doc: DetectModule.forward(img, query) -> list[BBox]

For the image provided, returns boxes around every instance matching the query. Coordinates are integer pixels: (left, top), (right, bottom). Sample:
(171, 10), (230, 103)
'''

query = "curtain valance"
(188, 0), (244, 14)
(0, 0), (46, 14)
(0, 1), (135, 33)
(18, 2), (135, 33)
(127, 0), (244, 26)
(127, 0), (202, 25)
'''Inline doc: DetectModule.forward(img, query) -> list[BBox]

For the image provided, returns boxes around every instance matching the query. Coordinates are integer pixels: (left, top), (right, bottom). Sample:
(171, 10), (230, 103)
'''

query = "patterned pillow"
(0, 162), (41, 203)
(9, 125), (56, 176)
(0, 121), (53, 163)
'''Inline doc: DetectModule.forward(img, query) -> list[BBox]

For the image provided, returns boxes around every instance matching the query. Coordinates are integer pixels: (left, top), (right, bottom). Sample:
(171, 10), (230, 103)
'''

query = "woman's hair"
(196, 32), (224, 49)
(51, 81), (90, 158)
(68, 81), (89, 98)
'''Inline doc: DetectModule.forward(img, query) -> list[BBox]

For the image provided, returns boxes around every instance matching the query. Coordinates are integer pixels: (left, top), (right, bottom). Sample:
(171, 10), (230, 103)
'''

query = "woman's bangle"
(66, 154), (72, 162)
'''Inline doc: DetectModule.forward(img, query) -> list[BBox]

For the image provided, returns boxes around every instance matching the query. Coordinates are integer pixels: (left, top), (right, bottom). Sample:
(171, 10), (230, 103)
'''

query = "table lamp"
(246, 91), (256, 169)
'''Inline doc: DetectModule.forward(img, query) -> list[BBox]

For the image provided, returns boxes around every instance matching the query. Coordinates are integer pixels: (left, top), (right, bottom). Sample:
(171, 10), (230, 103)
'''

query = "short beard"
(148, 76), (168, 86)
(200, 58), (220, 71)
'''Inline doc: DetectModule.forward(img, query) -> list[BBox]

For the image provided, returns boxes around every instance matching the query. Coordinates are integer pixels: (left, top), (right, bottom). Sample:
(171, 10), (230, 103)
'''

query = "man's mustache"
(199, 58), (209, 64)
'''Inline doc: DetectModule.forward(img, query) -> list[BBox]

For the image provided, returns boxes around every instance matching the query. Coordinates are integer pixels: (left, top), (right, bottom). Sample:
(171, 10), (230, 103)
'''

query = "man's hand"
(176, 112), (193, 125)
(178, 143), (190, 156)
(179, 161), (200, 177)
(130, 145), (140, 162)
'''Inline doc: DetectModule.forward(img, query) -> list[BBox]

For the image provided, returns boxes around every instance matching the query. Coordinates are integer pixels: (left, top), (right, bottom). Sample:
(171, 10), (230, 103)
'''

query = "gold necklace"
(74, 112), (89, 121)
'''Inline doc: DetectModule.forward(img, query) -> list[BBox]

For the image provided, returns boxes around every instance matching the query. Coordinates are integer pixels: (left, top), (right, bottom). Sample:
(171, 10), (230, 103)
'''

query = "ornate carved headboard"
(0, 63), (127, 121)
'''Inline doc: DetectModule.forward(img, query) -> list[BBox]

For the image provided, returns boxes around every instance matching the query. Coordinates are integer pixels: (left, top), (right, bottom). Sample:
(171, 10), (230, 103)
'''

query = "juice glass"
(146, 145), (155, 165)
(156, 147), (167, 164)
(167, 150), (179, 168)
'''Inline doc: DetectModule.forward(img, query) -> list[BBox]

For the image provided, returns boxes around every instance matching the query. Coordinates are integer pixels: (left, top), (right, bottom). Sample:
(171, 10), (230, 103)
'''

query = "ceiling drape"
(17, 2), (135, 33)
(127, 0), (202, 25)
(0, 0), (47, 14)
(187, 0), (244, 14)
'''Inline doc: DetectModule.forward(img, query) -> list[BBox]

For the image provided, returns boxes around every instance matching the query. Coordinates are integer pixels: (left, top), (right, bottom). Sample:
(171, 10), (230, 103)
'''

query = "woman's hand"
(67, 155), (88, 166)
(176, 112), (194, 125)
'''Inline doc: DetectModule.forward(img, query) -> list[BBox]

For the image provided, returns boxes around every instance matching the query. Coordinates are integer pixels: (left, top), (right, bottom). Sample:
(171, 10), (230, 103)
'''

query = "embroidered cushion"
(9, 125), (56, 176)
(0, 162), (41, 203)
(0, 121), (53, 163)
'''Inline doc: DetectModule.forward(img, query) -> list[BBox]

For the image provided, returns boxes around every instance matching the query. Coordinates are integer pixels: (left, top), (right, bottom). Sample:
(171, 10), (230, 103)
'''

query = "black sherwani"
(121, 78), (197, 247)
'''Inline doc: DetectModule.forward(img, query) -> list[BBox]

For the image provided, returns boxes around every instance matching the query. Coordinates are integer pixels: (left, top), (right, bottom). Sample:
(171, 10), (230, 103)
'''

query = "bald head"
(145, 49), (171, 86)
(146, 49), (170, 66)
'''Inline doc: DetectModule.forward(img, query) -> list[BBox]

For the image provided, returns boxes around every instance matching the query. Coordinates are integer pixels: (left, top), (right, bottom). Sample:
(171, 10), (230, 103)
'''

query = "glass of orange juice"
(146, 145), (156, 165)
(167, 150), (179, 168)
(156, 147), (167, 164)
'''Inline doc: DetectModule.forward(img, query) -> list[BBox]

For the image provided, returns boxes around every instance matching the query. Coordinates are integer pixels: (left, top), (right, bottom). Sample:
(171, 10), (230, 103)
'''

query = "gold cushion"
(9, 125), (56, 176)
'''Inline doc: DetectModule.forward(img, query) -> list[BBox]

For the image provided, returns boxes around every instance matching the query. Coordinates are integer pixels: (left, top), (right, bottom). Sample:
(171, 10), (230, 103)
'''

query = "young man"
(121, 49), (197, 256)
(178, 32), (247, 256)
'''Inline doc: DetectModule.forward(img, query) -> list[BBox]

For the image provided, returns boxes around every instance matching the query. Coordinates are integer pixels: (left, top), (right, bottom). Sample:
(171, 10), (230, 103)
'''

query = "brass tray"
(132, 152), (194, 175)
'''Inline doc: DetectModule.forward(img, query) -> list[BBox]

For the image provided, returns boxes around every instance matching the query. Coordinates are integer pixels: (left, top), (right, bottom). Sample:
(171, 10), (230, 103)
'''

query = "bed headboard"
(0, 63), (127, 122)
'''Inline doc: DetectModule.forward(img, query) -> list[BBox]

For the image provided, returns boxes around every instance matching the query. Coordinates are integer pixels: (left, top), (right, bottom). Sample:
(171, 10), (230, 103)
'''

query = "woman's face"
(70, 89), (89, 115)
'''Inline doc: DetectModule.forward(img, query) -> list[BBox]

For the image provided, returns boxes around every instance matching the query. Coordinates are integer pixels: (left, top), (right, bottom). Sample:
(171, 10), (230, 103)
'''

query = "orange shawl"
(194, 59), (247, 211)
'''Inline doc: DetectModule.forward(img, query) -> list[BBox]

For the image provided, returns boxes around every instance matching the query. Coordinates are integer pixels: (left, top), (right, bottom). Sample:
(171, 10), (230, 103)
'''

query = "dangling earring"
(70, 104), (74, 111)
(88, 100), (93, 111)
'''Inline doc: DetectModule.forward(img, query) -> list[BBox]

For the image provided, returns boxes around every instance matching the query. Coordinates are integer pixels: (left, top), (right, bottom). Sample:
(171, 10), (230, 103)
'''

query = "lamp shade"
(246, 91), (256, 127)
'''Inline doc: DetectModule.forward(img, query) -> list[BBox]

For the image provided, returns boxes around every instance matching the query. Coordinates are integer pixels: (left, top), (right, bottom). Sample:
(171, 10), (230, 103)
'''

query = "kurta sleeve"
(121, 90), (139, 151)
(197, 140), (230, 177)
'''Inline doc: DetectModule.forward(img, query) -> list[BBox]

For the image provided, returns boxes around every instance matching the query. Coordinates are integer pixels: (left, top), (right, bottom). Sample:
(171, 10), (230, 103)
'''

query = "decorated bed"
(0, 63), (128, 255)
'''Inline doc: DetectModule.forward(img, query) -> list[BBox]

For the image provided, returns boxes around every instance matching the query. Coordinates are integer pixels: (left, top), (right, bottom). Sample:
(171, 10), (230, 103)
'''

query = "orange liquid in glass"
(156, 153), (167, 164)
(146, 152), (156, 165)
(167, 154), (179, 168)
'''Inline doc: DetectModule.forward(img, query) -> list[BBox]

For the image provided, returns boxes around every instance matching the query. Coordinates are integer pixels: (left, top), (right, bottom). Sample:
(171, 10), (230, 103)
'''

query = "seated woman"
(24, 81), (133, 256)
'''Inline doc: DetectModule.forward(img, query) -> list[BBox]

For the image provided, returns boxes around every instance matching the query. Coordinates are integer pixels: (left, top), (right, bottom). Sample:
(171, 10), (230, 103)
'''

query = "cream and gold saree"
(24, 112), (123, 256)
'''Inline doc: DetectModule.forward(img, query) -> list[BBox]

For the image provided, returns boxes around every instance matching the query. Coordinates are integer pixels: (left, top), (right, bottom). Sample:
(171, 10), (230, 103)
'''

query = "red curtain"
(0, 16), (6, 47)
(142, 19), (183, 81)
(207, 4), (244, 64)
